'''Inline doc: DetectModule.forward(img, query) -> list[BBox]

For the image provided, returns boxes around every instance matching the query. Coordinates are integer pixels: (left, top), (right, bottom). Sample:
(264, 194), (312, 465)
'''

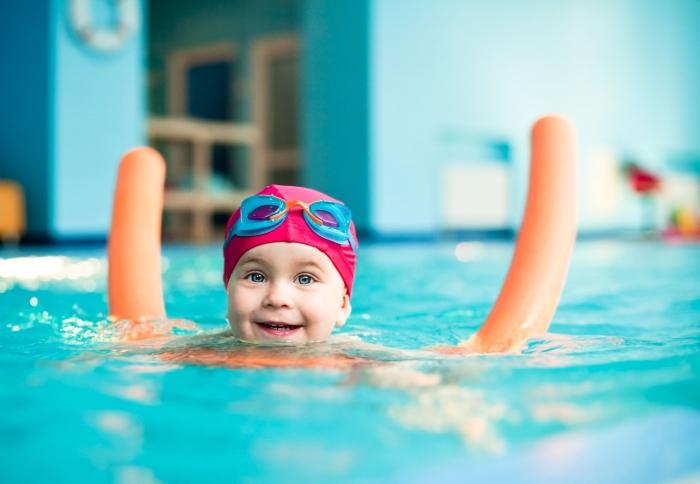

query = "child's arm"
(108, 147), (166, 323)
(434, 116), (577, 354)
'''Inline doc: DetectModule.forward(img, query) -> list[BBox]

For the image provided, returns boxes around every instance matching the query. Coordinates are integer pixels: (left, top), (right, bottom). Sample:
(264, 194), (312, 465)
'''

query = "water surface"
(1, 240), (698, 483)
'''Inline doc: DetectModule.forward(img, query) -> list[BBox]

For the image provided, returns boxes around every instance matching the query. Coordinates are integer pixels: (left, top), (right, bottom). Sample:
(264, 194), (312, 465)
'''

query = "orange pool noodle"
(470, 115), (577, 352)
(108, 147), (166, 321)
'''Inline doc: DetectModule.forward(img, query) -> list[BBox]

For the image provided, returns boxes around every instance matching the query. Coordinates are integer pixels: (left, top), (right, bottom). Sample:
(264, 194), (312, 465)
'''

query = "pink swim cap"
(223, 185), (358, 296)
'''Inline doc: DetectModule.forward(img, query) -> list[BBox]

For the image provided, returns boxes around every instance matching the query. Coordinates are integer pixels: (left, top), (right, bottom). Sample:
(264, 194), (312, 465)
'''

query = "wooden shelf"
(149, 116), (264, 243)
(149, 116), (260, 144)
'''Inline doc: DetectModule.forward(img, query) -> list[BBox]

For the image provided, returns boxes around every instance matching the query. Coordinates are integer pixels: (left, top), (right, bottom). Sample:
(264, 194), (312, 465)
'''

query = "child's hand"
(427, 333), (525, 354)
(427, 344), (473, 356)
(112, 318), (199, 341)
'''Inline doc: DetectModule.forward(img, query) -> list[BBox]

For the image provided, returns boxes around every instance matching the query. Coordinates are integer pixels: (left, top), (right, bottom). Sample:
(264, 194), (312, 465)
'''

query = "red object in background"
(626, 164), (661, 194)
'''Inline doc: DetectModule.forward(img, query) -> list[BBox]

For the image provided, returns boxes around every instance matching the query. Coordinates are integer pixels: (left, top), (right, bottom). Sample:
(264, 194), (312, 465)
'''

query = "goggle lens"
(248, 204), (280, 220)
(313, 209), (340, 228)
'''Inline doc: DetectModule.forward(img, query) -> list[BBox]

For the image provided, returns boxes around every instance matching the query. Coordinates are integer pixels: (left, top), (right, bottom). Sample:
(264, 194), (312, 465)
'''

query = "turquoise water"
(1, 240), (699, 483)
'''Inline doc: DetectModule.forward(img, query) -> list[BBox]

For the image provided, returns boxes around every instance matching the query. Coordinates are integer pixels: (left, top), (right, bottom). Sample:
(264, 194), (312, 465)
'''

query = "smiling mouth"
(255, 321), (303, 337)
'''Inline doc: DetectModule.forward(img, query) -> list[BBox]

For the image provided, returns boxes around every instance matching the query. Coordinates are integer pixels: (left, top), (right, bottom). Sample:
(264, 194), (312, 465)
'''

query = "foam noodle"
(469, 115), (577, 352)
(108, 147), (166, 321)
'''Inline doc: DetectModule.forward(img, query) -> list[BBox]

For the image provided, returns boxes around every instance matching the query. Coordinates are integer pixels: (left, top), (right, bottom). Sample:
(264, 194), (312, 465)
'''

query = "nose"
(262, 280), (294, 309)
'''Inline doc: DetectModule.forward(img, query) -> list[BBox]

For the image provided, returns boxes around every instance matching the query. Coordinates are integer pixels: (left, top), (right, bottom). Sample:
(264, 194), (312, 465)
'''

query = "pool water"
(1, 240), (699, 483)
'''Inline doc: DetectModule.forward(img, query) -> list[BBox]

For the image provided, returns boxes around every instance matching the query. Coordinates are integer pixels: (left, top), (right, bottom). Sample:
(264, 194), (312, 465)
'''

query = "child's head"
(223, 185), (358, 344)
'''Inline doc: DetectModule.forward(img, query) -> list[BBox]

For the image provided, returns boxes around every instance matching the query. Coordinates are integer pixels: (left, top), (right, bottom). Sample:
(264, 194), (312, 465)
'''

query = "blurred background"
(1, 0), (699, 245)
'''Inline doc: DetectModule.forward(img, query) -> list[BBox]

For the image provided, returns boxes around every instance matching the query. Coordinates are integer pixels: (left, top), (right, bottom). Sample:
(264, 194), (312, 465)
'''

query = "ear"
(335, 291), (352, 328)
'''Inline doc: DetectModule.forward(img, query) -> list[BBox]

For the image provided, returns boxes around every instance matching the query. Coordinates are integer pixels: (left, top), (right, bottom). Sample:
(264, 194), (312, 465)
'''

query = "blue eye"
(297, 274), (315, 285)
(246, 272), (265, 283)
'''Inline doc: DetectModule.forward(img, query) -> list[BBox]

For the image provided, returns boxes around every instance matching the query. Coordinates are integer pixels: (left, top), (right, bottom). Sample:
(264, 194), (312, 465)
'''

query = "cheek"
(229, 285), (253, 320)
(227, 288), (256, 338)
(304, 291), (343, 326)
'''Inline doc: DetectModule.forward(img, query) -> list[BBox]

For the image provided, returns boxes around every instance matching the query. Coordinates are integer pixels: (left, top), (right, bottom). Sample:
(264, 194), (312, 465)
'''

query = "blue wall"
(370, 0), (700, 233)
(301, 0), (370, 232)
(0, 0), (145, 240)
(4, 1), (698, 240)
(0, 1), (52, 237)
(53, 0), (146, 237)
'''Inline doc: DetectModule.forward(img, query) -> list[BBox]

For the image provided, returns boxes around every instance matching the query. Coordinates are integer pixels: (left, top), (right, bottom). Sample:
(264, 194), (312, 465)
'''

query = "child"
(222, 184), (358, 344)
(108, 115), (576, 356)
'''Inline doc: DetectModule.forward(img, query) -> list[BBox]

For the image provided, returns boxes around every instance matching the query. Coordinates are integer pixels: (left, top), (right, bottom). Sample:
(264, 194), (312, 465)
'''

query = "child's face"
(227, 242), (351, 344)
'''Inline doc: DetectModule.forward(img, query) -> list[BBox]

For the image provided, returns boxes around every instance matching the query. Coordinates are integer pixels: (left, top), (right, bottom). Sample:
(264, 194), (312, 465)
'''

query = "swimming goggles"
(224, 194), (358, 251)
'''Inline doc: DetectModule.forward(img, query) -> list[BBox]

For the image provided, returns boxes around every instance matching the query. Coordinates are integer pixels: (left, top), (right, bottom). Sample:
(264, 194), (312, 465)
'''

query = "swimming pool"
(1, 240), (699, 483)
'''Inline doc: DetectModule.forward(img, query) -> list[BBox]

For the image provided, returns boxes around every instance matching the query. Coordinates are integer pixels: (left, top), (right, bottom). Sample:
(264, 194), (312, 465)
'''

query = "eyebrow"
(238, 257), (269, 268)
(238, 257), (326, 272)
(294, 259), (326, 272)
